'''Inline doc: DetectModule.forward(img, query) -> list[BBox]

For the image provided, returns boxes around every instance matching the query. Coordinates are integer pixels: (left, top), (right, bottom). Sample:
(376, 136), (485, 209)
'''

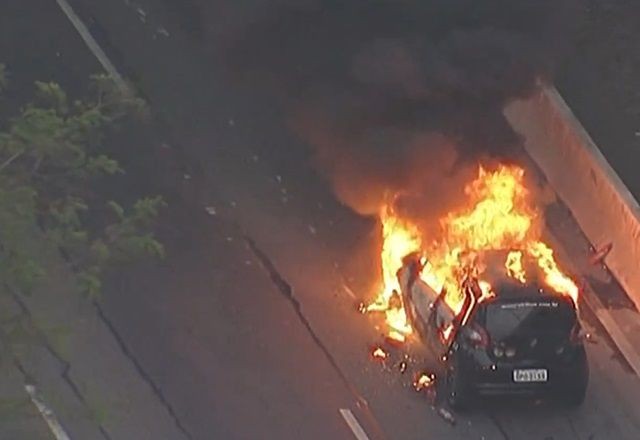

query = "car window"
(482, 300), (575, 341)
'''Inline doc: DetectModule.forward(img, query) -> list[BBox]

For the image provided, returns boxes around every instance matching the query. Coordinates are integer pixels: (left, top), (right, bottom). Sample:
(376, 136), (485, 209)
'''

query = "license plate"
(513, 368), (548, 383)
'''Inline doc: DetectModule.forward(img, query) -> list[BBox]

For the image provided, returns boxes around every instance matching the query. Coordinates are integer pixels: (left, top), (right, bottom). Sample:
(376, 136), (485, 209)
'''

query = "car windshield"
(482, 299), (575, 341)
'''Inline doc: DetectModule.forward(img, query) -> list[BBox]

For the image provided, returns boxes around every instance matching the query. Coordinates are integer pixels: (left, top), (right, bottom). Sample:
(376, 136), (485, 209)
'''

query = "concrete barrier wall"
(504, 87), (640, 311)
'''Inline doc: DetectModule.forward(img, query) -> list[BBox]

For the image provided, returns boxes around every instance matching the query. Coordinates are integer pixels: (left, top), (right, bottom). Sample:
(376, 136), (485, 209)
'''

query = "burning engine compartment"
(364, 163), (579, 344)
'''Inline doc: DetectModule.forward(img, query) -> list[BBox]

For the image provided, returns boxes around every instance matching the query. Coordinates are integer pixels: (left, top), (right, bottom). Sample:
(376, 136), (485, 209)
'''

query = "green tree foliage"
(0, 69), (165, 299)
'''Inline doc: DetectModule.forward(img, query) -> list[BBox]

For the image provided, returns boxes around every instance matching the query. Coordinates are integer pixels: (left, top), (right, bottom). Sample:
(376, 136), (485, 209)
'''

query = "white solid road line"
(339, 408), (371, 440)
(54, 0), (126, 88)
(25, 384), (71, 440)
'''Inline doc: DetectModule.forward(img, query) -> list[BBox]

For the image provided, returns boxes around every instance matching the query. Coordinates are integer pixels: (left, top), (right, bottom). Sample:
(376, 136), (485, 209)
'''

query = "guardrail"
(505, 86), (640, 311)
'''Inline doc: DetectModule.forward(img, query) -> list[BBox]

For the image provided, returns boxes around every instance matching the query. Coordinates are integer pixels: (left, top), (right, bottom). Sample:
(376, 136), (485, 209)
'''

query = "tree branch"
(0, 150), (23, 172)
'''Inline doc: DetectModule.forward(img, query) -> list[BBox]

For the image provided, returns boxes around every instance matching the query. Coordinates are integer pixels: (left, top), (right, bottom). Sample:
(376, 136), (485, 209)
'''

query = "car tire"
(446, 356), (472, 411)
(559, 383), (587, 408)
(561, 373), (588, 407)
(558, 347), (589, 408)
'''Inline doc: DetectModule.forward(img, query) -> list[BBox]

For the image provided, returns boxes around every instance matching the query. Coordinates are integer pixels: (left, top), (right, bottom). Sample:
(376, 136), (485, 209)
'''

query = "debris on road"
(371, 346), (388, 361)
(205, 206), (217, 216)
(413, 372), (435, 392)
(437, 407), (456, 426)
(589, 242), (613, 265)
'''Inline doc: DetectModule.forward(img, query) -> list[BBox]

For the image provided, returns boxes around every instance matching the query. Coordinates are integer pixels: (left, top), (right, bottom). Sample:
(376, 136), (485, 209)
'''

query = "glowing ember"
(364, 164), (579, 342)
(413, 372), (435, 392)
(371, 346), (388, 360)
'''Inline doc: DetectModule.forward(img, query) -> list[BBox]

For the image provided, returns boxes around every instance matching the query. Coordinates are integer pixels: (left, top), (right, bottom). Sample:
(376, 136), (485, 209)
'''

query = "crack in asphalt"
(567, 416), (582, 439)
(244, 236), (388, 440)
(60, 362), (114, 440)
(93, 301), (194, 440)
(52, 245), (192, 437)
(9, 291), (113, 440)
(487, 413), (511, 440)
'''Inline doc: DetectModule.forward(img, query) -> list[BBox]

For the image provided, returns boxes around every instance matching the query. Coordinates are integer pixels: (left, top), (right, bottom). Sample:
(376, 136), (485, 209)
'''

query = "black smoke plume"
(223, 0), (578, 222)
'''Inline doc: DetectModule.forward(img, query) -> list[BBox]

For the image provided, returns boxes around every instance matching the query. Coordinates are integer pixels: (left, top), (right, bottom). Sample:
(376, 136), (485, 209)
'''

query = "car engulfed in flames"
(364, 164), (579, 343)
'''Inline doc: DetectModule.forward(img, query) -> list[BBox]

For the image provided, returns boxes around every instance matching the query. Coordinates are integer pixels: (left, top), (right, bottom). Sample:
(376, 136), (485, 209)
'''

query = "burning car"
(398, 253), (589, 409)
(364, 165), (589, 408)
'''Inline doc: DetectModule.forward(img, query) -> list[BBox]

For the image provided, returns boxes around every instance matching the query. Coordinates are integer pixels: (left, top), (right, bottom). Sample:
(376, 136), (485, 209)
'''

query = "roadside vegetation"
(0, 64), (165, 418)
(0, 66), (165, 298)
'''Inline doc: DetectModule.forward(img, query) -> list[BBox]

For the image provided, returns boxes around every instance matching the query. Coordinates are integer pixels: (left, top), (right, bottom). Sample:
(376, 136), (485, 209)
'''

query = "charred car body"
(398, 254), (589, 409)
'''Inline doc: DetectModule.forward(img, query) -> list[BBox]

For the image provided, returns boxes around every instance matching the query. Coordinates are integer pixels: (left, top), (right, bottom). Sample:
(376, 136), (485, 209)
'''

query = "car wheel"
(446, 357), (472, 411)
(559, 369), (588, 407)
(558, 348), (589, 408)
(559, 383), (587, 408)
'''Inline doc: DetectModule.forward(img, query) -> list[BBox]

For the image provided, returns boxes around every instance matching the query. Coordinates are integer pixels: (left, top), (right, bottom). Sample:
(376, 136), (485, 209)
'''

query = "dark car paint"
(415, 280), (589, 401)
(444, 288), (589, 402)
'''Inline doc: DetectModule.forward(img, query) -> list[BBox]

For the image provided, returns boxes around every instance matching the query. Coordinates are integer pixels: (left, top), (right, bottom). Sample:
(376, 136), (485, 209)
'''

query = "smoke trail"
(223, 0), (578, 221)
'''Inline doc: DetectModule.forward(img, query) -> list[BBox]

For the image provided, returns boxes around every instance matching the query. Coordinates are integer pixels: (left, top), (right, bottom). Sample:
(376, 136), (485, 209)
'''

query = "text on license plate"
(513, 368), (548, 383)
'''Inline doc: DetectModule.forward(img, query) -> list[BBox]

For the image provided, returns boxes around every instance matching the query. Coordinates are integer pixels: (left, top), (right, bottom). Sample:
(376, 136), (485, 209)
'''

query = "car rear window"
(482, 300), (575, 341)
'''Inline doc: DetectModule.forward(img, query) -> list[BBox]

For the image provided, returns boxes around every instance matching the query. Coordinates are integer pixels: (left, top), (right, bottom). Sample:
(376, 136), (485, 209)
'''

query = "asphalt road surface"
(6, 1), (640, 439)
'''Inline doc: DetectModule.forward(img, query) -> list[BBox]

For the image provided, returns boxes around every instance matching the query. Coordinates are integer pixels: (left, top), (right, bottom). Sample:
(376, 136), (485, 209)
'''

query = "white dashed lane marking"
(339, 408), (371, 440)
(55, 0), (126, 87)
(25, 383), (71, 440)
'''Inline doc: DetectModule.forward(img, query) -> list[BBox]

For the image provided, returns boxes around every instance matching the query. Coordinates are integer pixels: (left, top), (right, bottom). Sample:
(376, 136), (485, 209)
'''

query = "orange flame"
(506, 250), (527, 283)
(366, 164), (579, 341)
(365, 206), (420, 341)
(478, 280), (496, 302)
(527, 241), (579, 304)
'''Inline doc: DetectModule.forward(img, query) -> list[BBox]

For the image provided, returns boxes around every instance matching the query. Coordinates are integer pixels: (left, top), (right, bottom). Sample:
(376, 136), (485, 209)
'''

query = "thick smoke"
(223, 0), (577, 226)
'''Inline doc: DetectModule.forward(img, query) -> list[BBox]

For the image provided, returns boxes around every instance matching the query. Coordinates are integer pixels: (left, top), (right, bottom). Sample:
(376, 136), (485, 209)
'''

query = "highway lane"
(34, 0), (640, 438)
(104, 203), (365, 440)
